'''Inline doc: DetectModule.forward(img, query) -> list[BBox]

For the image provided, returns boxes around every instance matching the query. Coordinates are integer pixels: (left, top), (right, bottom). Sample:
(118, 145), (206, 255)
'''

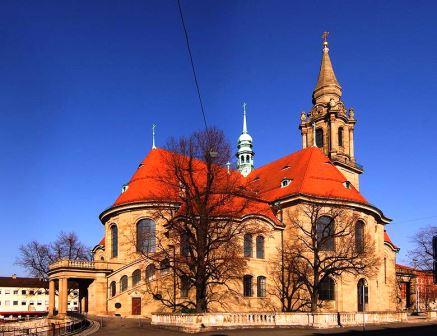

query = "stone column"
(48, 279), (56, 317)
(330, 115), (337, 153)
(58, 278), (68, 318)
(349, 128), (355, 160)
(302, 129), (308, 149)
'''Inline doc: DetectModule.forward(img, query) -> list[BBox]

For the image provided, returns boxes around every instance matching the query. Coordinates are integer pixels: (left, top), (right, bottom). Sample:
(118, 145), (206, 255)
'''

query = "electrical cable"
(177, 0), (208, 131)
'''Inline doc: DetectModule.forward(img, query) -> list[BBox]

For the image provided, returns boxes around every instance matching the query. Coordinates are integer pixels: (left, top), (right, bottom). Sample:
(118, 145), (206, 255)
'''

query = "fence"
(0, 316), (89, 336)
(151, 311), (407, 332)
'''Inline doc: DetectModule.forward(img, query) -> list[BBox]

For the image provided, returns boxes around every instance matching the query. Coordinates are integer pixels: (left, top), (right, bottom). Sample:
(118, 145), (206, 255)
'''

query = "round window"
(115, 302), (121, 309)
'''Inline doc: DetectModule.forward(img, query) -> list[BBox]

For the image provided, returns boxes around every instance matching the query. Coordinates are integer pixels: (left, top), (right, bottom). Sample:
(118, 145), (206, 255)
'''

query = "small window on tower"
(316, 128), (324, 148)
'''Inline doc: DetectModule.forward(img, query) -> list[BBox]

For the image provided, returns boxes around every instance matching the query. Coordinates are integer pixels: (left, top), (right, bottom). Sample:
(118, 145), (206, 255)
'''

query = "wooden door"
(132, 297), (141, 315)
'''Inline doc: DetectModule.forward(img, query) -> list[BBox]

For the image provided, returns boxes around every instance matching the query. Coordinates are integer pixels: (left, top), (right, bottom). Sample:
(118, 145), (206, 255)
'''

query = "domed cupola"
(236, 103), (254, 176)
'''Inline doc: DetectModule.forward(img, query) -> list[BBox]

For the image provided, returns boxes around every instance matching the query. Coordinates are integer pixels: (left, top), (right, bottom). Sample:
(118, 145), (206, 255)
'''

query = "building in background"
(396, 264), (437, 311)
(0, 275), (78, 318)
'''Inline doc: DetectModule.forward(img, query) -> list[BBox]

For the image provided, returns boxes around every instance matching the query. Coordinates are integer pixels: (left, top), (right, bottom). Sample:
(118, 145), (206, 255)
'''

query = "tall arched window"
(355, 220), (365, 253)
(132, 269), (141, 286)
(256, 235), (265, 259)
(110, 281), (116, 297)
(338, 127), (344, 147)
(243, 275), (253, 297)
(244, 234), (253, 257)
(257, 276), (266, 297)
(316, 216), (334, 251)
(316, 128), (324, 148)
(111, 225), (118, 258)
(136, 219), (156, 253)
(319, 277), (335, 301)
(145, 264), (156, 283)
(180, 275), (190, 298)
(357, 278), (368, 312)
(120, 275), (128, 292)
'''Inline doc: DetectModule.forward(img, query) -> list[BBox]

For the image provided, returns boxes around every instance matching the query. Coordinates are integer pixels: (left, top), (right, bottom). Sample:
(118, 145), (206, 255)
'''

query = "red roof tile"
(112, 147), (368, 214)
(248, 147), (367, 204)
(384, 230), (399, 251)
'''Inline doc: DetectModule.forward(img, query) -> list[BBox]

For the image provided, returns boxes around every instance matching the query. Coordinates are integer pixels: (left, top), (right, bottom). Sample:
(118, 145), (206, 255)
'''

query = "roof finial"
(322, 31), (329, 52)
(242, 102), (248, 134)
(152, 123), (157, 149)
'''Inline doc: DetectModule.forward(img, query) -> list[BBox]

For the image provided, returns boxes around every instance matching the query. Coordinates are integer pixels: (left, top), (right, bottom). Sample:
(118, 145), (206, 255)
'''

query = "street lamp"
(168, 244), (177, 313)
(412, 259), (420, 314)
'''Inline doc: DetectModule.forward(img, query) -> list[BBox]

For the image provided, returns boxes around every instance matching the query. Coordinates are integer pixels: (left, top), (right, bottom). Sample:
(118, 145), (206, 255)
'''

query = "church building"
(47, 36), (399, 317)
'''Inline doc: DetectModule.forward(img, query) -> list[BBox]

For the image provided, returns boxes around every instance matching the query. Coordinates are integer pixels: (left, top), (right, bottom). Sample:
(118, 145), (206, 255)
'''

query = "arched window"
(145, 264), (156, 282)
(132, 269), (141, 286)
(355, 220), (365, 253)
(257, 276), (266, 297)
(110, 281), (116, 297)
(319, 277), (335, 301)
(316, 128), (324, 148)
(243, 234), (253, 257)
(338, 127), (344, 147)
(316, 216), (334, 251)
(357, 278), (368, 312)
(241, 155), (245, 163)
(256, 235), (265, 259)
(120, 275), (128, 292)
(243, 275), (253, 297)
(246, 155), (250, 163)
(180, 275), (190, 298)
(136, 219), (156, 254)
(111, 225), (118, 258)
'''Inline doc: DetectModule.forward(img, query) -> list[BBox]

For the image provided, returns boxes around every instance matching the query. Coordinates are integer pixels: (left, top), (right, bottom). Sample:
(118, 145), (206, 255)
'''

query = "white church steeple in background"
(236, 103), (254, 176)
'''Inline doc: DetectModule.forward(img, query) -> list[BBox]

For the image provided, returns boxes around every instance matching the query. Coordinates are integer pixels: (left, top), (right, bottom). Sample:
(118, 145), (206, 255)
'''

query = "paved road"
(91, 316), (437, 336)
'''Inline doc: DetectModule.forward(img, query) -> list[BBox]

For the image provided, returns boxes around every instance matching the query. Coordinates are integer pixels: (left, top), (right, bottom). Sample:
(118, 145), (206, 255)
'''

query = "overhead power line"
(177, 0), (208, 131)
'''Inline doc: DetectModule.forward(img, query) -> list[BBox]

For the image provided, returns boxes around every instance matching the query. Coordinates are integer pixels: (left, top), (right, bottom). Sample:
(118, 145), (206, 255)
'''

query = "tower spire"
(236, 103), (254, 177)
(312, 31), (342, 105)
(242, 102), (248, 133)
(152, 124), (157, 149)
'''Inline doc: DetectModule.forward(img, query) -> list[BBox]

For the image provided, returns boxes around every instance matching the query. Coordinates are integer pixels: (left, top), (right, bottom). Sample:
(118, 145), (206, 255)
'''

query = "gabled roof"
(248, 147), (367, 204)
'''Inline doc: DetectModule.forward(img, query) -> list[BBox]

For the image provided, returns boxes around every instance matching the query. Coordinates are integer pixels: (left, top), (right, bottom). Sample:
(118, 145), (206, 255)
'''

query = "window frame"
(110, 224), (118, 258)
(132, 269), (141, 287)
(316, 216), (335, 251)
(243, 234), (253, 258)
(319, 277), (335, 301)
(256, 235), (265, 259)
(120, 275), (128, 293)
(243, 275), (253, 297)
(136, 218), (156, 254)
(257, 276), (266, 297)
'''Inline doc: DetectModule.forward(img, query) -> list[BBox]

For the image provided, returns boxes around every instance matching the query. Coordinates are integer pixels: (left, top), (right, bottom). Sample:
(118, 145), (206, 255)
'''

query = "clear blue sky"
(0, 0), (436, 276)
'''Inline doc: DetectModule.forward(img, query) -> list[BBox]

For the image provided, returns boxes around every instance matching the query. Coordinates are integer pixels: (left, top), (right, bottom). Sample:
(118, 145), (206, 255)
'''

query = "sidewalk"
(89, 315), (437, 336)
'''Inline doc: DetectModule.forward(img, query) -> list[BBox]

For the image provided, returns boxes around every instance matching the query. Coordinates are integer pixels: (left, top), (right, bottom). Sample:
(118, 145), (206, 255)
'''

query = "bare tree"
(277, 201), (380, 312)
(409, 225), (437, 271)
(16, 231), (91, 280)
(137, 128), (265, 312)
(269, 242), (310, 311)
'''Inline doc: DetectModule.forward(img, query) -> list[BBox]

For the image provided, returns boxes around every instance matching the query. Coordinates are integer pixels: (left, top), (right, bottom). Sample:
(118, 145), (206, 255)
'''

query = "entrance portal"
(132, 297), (141, 315)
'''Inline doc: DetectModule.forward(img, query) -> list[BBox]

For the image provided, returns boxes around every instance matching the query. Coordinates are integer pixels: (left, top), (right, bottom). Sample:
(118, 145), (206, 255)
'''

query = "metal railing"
(0, 315), (89, 336)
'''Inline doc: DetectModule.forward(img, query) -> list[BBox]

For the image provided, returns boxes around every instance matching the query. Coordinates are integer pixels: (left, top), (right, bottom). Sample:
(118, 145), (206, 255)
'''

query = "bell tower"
(236, 103), (255, 177)
(299, 33), (363, 189)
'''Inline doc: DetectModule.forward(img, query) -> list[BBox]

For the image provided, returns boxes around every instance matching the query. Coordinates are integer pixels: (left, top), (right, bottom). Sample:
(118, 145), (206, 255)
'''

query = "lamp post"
(168, 244), (177, 313)
(412, 258), (420, 314)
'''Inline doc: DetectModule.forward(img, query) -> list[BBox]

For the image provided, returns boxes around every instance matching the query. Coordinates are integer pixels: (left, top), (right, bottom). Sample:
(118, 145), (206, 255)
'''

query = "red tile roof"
(248, 147), (367, 204)
(384, 230), (399, 251)
(113, 147), (368, 208)
(98, 237), (105, 246)
(0, 277), (48, 288)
